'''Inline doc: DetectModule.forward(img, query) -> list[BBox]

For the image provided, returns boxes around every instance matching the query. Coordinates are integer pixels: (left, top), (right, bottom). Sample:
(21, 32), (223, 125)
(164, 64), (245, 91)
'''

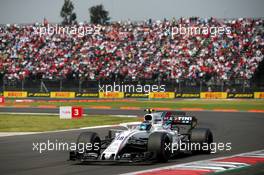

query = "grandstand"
(0, 18), (263, 93)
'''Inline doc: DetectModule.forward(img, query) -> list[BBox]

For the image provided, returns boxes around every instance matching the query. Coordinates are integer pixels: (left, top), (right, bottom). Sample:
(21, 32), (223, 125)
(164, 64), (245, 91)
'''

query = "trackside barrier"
(99, 92), (124, 98)
(28, 92), (50, 97)
(227, 93), (254, 98)
(1, 91), (264, 99)
(76, 93), (99, 98)
(125, 93), (149, 98)
(175, 93), (200, 98)
(254, 92), (264, 99)
(149, 92), (175, 99)
(3, 91), (27, 98)
(50, 92), (75, 98)
(200, 92), (227, 99)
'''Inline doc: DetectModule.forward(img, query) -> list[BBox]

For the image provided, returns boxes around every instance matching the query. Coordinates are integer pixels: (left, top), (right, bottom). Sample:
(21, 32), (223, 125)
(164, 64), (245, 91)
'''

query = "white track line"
(0, 112), (137, 117)
(0, 112), (58, 115)
(0, 125), (115, 137)
(1, 106), (263, 114)
(0, 121), (138, 137)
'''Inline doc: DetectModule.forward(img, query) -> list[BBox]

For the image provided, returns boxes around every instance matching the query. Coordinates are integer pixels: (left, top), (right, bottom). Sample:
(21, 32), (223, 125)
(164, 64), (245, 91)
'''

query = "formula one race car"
(69, 109), (213, 163)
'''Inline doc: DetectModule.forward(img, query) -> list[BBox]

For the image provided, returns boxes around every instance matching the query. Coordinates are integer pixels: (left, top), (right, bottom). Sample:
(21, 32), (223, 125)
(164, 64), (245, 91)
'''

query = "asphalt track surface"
(0, 108), (263, 175)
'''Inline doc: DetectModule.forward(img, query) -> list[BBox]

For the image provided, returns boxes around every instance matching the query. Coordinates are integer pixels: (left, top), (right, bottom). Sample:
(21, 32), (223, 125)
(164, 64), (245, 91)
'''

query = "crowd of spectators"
(0, 17), (263, 82)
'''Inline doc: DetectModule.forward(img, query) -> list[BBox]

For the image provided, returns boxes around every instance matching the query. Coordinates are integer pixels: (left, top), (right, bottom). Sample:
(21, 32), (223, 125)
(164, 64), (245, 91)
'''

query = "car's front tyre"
(147, 132), (171, 162)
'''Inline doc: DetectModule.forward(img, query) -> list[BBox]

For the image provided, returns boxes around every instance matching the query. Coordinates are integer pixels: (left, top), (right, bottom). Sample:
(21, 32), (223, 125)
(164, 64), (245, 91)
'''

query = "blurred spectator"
(0, 18), (263, 83)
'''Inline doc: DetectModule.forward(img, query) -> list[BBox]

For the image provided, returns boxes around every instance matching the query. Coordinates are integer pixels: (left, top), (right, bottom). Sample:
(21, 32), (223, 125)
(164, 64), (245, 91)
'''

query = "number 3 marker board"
(0, 96), (4, 103)
(60, 106), (83, 119)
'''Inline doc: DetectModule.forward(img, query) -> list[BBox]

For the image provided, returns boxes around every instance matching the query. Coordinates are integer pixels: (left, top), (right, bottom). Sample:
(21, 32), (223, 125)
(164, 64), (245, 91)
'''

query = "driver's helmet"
(139, 121), (152, 131)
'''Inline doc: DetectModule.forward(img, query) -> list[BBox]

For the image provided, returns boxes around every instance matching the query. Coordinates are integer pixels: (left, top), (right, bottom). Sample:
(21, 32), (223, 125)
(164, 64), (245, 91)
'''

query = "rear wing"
(171, 116), (197, 126)
(145, 109), (186, 116)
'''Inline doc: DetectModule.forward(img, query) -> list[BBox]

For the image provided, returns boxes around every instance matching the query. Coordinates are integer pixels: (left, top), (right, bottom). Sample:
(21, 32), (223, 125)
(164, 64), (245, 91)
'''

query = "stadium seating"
(0, 18), (263, 82)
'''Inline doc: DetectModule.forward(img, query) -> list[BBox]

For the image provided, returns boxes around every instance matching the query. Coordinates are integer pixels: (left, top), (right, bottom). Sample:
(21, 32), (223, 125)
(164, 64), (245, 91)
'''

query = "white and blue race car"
(69, 109), (213, 163)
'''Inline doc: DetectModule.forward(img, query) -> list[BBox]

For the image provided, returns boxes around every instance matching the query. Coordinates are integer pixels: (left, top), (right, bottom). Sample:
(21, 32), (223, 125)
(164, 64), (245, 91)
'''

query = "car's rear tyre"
(77, 132), (101, 155)
(190, 128), (213, 154)
(148, 132), (171, 162)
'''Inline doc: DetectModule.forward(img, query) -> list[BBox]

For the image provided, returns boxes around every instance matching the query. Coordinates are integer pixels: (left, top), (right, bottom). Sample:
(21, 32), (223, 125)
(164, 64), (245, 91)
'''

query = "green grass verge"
(0, 114), (139, 132)
(7, 99), (264, 110)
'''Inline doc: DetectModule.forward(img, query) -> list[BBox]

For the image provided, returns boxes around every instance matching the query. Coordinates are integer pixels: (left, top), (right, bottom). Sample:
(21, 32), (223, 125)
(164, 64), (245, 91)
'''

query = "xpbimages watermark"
(32, 140), (99, 153)
(171, 25), (232, 38)
(98, 82), (166, 93)
(165, 141), (232, 154)
(34, 24), (102, 37)
(33, 24), (231, 38)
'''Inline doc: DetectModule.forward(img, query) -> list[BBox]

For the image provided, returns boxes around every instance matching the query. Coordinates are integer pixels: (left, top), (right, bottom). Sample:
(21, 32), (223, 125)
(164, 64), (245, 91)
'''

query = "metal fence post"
(178, 79), (181, 93)
(2, 78), (4, 91)
(40, 79), (43, 92)
(60, 79), (62, 91)
(22, 80), (24, 91)
(200, 79), (202, 92)
(79, 79), (82, 92)
(243, 79), (245, 93)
